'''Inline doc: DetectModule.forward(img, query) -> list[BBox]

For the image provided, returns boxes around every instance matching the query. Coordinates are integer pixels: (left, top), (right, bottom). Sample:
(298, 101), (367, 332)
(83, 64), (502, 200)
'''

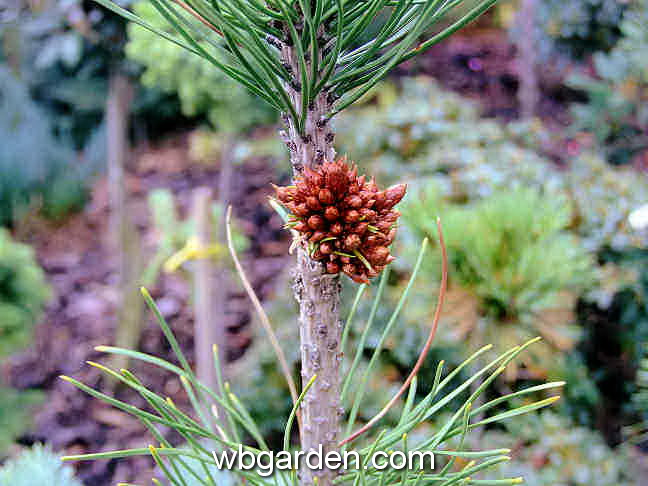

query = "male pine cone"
(274, 158), (406, 284)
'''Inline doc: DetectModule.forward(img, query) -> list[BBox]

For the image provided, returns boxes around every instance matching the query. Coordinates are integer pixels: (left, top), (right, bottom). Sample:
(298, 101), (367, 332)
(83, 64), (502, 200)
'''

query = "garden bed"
(7, 131), (291, 485)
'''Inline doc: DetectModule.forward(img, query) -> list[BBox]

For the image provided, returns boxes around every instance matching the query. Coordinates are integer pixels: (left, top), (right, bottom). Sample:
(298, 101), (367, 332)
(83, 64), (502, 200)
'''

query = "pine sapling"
(59, 2), (566, 486)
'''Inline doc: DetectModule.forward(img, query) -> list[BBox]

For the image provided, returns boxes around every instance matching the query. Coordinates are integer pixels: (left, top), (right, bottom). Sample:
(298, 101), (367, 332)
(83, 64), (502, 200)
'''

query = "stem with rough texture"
(281, 41), (342, 486)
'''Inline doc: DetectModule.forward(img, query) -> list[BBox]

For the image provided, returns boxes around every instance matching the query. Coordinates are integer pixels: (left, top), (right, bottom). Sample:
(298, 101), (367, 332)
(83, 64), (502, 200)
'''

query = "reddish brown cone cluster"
(275, 158), (406, 284)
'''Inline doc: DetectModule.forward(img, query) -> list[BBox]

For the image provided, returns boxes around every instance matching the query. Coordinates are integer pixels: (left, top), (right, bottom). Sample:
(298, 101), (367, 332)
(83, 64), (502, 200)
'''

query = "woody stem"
(281, 45), (342, 486)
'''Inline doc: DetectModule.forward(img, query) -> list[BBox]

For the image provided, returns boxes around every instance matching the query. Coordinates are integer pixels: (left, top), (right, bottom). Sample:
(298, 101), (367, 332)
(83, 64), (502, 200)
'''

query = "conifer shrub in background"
(337, 78), (648, 251)
(336, 78), (552, 187)
(125, 2), (277, 133)
(533, 0), (625, 59)
(482, 411), (636, 486)
(0, 68), (89, 225)
(404, 186), (594, 377)
(0, 229), (49, 453)
(0, 229), (50, 358)
(566, 0), (648, 165)
(0, 444), (83, 486)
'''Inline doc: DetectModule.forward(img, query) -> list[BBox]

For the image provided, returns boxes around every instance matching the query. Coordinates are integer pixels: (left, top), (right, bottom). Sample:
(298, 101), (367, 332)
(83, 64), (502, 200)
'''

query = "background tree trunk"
(191, 187), (222, 393)
(211, 141), (234, 374)
(106, 72), (142, 375)
(191, 144), (234, 393)
(517, 0), (539, 119)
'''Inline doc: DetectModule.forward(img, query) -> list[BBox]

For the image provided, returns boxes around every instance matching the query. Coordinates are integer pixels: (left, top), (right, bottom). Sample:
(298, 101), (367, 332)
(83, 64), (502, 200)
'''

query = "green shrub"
(0, 229), (51, 358)
(125, 2), (276, 133)
(633, 343), (648, 440)
(0, 68), (89, 225)
(534, 0), (625, 58)
(404, 186), (594, 375)
(0, 226), (49, 453)
(0, 388), (43, 455)
(337, 77), (648, 252)
(0, 444), (83, 486)
(567, 0), (648, 164)
(482, 411), (637, 486)
(407, 187), (591, 318)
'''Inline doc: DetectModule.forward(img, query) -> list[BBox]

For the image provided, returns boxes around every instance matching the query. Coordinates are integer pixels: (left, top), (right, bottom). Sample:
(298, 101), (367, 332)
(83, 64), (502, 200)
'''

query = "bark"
(107, 73), (133, 272)
(210, 142), (234, 390)
(281, 44), (342, 486)
(517, 0), (539, 119)
(191, 187), (221, 392)
(192, 142), (233, 409)
(293, 249), (342, 486)
(106, 73), (142, 375)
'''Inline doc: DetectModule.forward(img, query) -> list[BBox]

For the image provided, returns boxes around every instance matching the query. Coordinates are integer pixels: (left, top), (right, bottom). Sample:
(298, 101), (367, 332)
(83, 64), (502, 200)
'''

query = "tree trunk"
(517, 0), (539, 119)
(191, 187), (223, 392)
(106, 73), (142, 375)
(209, 143), (234, 389)
(281, 43), (342, 485)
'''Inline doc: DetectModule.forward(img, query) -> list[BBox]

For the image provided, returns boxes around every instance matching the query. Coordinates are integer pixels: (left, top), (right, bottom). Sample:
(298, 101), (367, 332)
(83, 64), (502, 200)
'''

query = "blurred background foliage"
(0, 0), (187, 225)
(125, 2), (277, 134)
(0, 229), (50, 357)
(0, 0), (647, 483)
(404, 186), (593, 378)
(482, 411), (636, 485)
(566, 0), (648, 165)
(228, 74), (647, 482)
(0, 67), (88, 225)
(0, 444), (83, 486)
(534, 0), (626, 58)
(336, 78), (648, 252)
(0, 229), (49, 452)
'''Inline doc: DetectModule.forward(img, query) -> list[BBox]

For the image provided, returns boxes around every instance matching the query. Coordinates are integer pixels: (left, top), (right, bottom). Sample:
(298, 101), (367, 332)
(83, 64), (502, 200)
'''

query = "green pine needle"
(90, 0), (499, 129)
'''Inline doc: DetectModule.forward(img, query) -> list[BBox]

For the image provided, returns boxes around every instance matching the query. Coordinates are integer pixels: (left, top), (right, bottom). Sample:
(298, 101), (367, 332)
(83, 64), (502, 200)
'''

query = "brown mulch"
(7, 132), (292, 485)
